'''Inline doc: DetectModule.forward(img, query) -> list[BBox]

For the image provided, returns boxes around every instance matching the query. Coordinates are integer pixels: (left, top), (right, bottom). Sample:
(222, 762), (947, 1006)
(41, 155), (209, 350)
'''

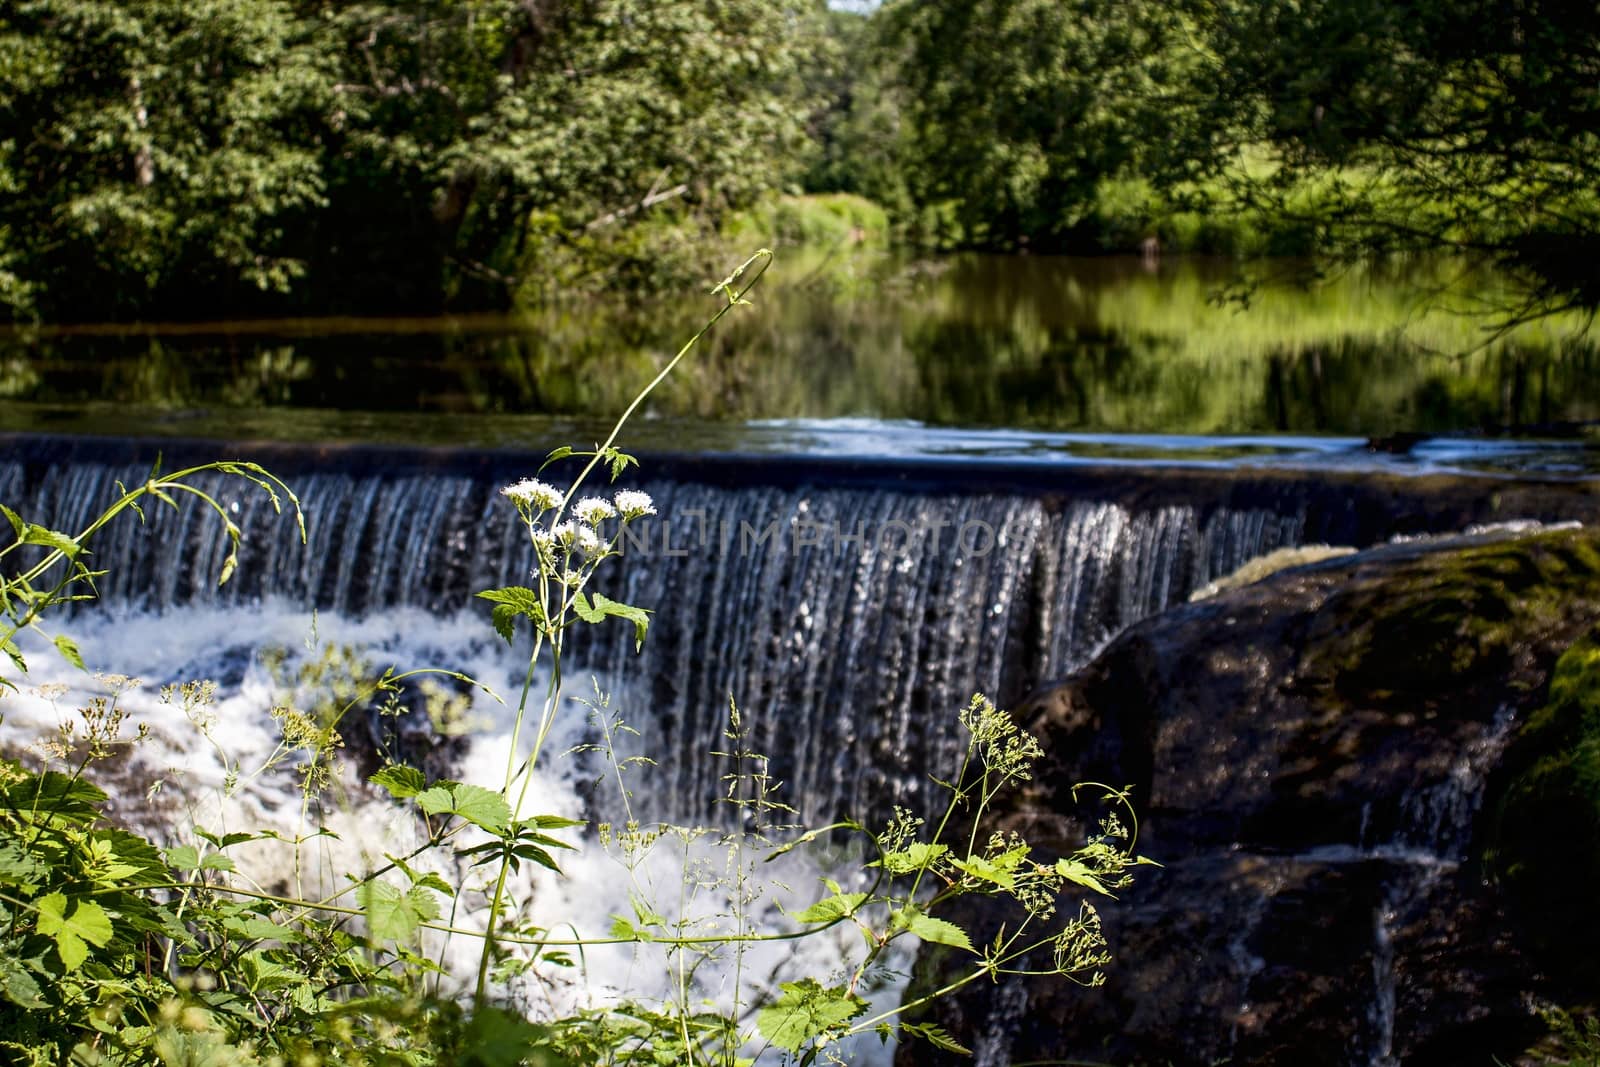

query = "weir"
(3, 432), (1591, 824)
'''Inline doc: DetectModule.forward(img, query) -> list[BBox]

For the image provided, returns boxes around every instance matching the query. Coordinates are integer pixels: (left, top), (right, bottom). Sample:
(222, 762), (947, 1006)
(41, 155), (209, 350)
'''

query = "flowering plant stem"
(476, 249), (773, 1005)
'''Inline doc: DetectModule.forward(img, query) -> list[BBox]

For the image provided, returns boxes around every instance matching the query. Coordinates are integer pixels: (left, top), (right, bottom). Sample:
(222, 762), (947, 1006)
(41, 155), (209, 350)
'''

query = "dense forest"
(1, 0), (1596, 322)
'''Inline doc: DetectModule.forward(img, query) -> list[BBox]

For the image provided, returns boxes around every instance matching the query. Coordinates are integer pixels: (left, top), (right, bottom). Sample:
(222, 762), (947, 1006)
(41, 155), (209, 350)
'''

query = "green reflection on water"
(2, 253), (1596, 441)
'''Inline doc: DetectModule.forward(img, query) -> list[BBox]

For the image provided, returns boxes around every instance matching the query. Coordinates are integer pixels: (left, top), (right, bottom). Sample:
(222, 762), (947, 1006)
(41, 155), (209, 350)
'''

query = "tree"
(0, 0), (333, 319)
(0, 0), (828, 320)
(1180, 0), (1600, 323)
(874, 0), (1197, 249)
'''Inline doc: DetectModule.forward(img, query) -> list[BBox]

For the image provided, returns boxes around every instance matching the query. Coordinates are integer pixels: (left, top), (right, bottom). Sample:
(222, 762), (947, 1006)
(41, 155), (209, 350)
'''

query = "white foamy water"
(0, 601), (906, 1063)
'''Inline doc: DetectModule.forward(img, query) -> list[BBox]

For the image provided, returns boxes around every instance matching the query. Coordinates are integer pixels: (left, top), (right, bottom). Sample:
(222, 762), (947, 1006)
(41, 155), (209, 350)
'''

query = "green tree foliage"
(0, 0), (824, 321)
(864, 0), (1600, 316)
(1185, 0), (1600, 320)
(0, 0), (332, 319)
(872, 0), (1197, 250)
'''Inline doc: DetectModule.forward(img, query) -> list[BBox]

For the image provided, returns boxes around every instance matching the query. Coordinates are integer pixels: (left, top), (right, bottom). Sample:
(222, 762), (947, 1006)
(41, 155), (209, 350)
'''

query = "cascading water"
(3, 446), (1312, 1066)
(0, 454), (1305, 822)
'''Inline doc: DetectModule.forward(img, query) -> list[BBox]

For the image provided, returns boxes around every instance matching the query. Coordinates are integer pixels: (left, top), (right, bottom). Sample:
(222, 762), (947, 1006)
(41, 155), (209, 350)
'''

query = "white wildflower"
(574, 525), (602, 555)
(530, 526), (554, 549)
(501, 478), (562, 511)
(550, 521), (579, 547)
(574, 497), (617, 525)
(613, 489), (656, 519)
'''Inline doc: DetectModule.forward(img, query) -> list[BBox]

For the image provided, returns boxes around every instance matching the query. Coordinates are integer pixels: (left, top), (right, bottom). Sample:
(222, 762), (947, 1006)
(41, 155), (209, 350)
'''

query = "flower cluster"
(613, 489), (656, 520)
(573, 497), (616, 525)
(501, 478), (562, 511)
(499, 476), (656, 580)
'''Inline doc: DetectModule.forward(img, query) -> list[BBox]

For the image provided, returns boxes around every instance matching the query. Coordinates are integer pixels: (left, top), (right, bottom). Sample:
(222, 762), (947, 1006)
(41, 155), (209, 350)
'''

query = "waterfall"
(1, 450), (1305, 822)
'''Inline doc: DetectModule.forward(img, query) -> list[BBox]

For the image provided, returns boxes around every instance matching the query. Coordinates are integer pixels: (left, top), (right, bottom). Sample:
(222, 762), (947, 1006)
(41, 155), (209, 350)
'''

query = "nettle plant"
(0, 252), (1151, 1066)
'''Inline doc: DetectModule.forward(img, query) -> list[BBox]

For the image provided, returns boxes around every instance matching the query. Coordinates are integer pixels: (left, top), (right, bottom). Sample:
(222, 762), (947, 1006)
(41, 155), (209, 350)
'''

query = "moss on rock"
(1486, 627), (1600, 981)
(1300, 531), (1600, 712)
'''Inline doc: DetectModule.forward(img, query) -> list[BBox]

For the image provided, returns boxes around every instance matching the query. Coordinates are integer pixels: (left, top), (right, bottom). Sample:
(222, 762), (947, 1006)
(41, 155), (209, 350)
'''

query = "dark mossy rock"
(1484, 628), (1600, 986)
(897, 526), (1600, 1067)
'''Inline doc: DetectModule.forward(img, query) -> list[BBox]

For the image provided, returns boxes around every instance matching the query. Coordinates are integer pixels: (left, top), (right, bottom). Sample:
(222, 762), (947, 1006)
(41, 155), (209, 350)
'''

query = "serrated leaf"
(490, 604), (517, 644)
(415, 782), (510, 834)
(795, 892), (867, 924)
(540, 445), (576, 471)
(1056, 858), (1112, 896)
(755, 979), (868, 1053)
(571, 592), (603, 624)
(0, 952), (43, 1009)
(571, 592), (651, 651)
(606, 450), (638, 480)
(21, 526), (80, 559)
(35, 893), (112, 972)
(530, 814), (585, 830)
(904, 912), (973, 952)
(876, 840), (949, 875)
(164, 845), (201, 871)
(609, 915), (647, 941)
(0, 505), (24, 540)
(199, 854), (235, 872)
(901, 1022), (972, 1055)
(951, 854), (1016, 890)
(356, 879), (434, 944)
(222, 915), (302, 944)
(478, 587), (545, 644)
(369, 765), (426, 800)
(415, 786), (453, 816)
(384, 852), (457, 898)
(0, 843), (44, 892)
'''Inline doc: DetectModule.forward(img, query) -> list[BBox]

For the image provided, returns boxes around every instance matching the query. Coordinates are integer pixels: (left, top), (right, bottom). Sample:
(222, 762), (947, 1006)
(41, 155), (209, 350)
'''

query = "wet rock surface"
(899, 527), (1600, 1067)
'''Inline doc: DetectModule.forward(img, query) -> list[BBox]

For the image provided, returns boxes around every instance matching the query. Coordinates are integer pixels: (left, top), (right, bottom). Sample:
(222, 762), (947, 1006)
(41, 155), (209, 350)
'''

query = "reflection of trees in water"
(5, 257), (1599, 436)
(1261, 339), (1600, 436)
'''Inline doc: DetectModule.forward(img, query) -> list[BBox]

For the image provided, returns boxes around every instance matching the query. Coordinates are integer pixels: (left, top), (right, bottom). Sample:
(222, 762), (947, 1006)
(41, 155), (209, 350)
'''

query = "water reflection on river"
(2, 253), (1596, 444)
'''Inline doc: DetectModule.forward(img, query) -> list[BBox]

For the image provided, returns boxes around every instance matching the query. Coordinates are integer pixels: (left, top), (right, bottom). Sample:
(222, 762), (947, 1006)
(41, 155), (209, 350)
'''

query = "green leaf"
(384, 852), (457, 897)
(540, 445), (576, 471)
(21, 526), (80, 559)
(415, 782), (510, 834)
(900, 1022), (972, 1056)
(755, 979), (868, 1053)
(795, 892), (867, 924)
(2, 768), (105, 819)
(604, 449), (639, 481)
(490, 604), (517, 644)
(903, 912), (973, 952)
(356, 879), (437, 944)
(609, 915), (652, 941)
(0, 952), (43, 1009)
(0, 843), (44, 892)
(477, 587), (546, 645)
(571, 592), (651, 651)
(0, 505), (23, 540)
(571, 592), (603, 624)
(199, 854), (236, 872)
(951, 854), (1018, 891)
(530, 814), (585, 830)
(34, 892), (113, 972)
(222, 915), (303, 944)
(239, 950), (310, 992)
(1056, 858), (1112, 896)
(876, 841), (949, 875)
(164, 845), (201, 871)
(369, 765), (427, 800)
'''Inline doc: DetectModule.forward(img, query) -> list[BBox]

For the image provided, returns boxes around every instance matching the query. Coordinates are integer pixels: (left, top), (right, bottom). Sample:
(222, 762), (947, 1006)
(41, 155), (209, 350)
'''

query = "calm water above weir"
(3, 254), (1598, 455)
